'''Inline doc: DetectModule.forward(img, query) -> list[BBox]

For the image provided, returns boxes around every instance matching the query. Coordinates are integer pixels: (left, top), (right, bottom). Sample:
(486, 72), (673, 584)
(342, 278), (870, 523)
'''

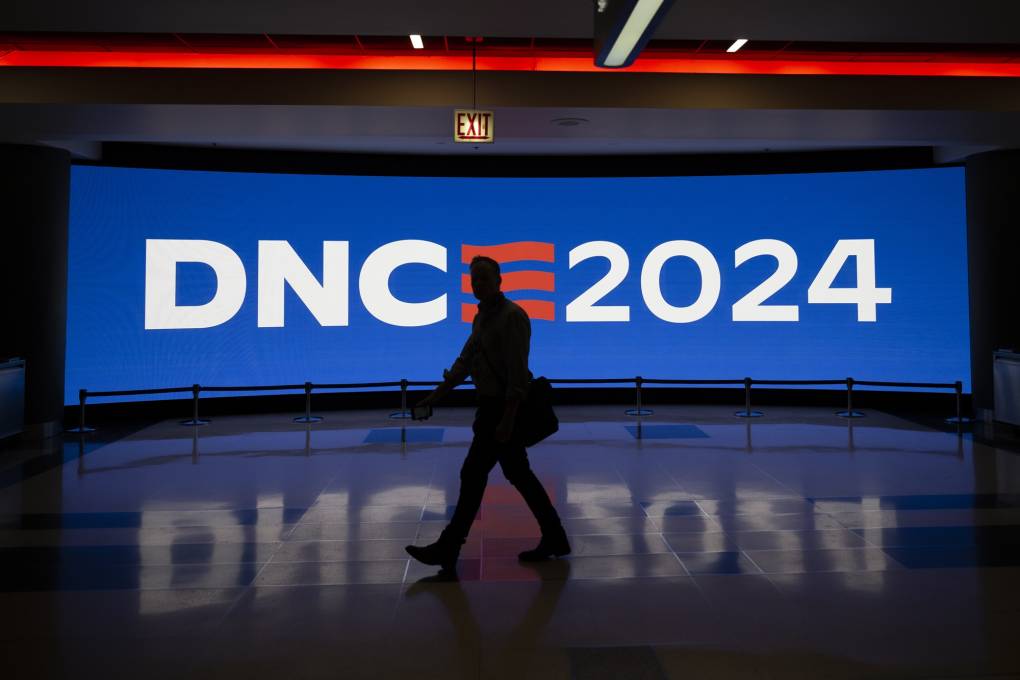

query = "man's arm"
(420, 334), (474, 406)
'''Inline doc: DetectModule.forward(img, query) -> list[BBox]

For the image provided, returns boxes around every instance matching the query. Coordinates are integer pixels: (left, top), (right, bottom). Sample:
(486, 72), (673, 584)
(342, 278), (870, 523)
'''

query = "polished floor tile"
(625, 424), (710, 440)
(696, 498), (817, 516)
(676, 551), (762, 575)
(287, 520), (434, 541)
(661, 531), (738, 553)
(269, 538), (412, 563)
(254, 559), (409, 586)
(0, 561), (261, 591)
(364, 427), (445, 443)
(0, 588), (242, 640)
(553, 553), (686, 580)
(1, 404), (1019, 678)
(714, 512), (847, 532)
(745, 547), (906, 574)
(569, 646), (667, 680)
(638, 500), (705, 517)
(561, 533), (672, 557)
(728, 528), (869, 551)
(649, 515), (722, 533)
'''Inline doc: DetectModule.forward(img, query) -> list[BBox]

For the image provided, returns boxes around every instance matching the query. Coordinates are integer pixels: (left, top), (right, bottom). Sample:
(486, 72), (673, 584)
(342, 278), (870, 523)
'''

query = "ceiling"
(4, 1), (1020, 43)
(1, 2), (1019, 160)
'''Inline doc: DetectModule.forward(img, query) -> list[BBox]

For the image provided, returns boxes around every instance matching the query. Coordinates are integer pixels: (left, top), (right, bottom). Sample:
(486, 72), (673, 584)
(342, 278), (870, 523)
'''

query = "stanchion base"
(945, 416), (973, 425)
(836, 411), (865, 418)
(389, 411), (413, 419)
(294, 416), (324, 423)
(625, 408), (654, 416)
(66, 426), (96, 434)
(180, 419), (210, 426)
(735, 410), (764, 418)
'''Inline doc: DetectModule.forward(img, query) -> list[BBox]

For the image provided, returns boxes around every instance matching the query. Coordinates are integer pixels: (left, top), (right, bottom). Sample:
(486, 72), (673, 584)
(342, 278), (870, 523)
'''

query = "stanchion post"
(836, 377), (864, 418)
(945, 380), (971, 430)
(77, 435), (86, 476)
(956, 381), (962, 425)
(390, 379), (412, 419)
(625, 375), (653, 416)
(180, 384), (210, 426)
(294, 382), (324, 423)
(735, 377), (763, 418)
(67, 388), (95, 433)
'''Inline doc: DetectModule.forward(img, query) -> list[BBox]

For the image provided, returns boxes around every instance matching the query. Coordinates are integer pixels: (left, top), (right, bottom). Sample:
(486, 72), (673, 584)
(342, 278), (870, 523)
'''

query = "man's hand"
(417, 391), (440, 409)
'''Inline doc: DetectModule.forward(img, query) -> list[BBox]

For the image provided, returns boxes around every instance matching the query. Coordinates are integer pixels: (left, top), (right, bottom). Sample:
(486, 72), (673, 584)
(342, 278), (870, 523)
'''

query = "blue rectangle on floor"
(625, 424), (709, 440)
(364, 428), (445, 443)
(863, 525), (1020, 548)
(809, 494), (1020, 510)
(883, 545), (1020, 569)
(0, 508), (310, 530)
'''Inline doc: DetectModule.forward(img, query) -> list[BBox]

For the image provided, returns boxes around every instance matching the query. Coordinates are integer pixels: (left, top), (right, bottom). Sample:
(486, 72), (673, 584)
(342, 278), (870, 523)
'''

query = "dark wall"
(96, 143), (936, 178)
(966, 150), (1020, 416)
(0, 144), (70, 433)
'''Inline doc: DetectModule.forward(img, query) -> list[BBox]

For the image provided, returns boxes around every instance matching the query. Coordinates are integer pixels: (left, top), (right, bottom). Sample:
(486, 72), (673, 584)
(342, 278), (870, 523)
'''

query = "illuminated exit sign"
(454, 109), (494, 143)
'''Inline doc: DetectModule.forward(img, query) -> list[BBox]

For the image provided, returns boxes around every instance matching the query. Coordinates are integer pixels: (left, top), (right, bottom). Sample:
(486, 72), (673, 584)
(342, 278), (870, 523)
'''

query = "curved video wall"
(65, 165), (969, 403)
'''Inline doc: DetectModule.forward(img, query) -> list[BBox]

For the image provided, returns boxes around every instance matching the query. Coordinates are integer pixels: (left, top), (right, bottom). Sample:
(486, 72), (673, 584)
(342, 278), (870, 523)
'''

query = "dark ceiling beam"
(1, 67), (1019, 113)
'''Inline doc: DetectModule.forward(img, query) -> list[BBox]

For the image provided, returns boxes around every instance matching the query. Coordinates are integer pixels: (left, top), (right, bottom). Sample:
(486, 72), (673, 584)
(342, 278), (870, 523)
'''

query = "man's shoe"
(518, 529), (571, 562)
(405, 540), (461, 571)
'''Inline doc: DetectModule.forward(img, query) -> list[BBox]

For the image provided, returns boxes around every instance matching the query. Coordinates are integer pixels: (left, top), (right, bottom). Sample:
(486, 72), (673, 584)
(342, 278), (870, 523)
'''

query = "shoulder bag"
(477, 345), (559, 447)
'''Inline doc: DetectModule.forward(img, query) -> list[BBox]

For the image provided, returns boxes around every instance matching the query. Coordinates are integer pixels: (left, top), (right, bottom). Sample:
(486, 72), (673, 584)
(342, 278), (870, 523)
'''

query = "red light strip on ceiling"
(2, 50), (1020, 77)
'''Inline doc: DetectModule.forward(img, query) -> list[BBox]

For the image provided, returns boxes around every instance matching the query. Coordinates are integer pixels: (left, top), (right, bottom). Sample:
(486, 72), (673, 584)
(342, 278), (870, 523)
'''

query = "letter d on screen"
(145, 239), (247, 329)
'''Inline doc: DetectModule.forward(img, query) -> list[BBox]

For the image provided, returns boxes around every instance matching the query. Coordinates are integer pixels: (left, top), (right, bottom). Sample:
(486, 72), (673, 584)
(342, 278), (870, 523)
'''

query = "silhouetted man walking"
(406, 255), (570, 572)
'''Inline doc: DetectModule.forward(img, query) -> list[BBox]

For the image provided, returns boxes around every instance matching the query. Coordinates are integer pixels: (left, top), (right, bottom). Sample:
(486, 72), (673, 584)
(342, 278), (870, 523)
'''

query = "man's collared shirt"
(446, 293), (532, 401)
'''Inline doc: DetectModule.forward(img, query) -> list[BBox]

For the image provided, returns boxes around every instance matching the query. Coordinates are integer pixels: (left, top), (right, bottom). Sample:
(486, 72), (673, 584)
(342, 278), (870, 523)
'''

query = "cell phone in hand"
(412, 404), (433, 421)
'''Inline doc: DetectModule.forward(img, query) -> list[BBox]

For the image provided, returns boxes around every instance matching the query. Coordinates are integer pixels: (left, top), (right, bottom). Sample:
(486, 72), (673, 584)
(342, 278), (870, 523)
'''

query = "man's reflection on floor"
(404, 560), (571, 679)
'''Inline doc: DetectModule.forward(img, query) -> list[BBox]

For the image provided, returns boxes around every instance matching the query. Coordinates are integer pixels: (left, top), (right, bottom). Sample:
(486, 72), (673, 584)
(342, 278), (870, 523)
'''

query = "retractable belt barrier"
(67, 376), (970, 437)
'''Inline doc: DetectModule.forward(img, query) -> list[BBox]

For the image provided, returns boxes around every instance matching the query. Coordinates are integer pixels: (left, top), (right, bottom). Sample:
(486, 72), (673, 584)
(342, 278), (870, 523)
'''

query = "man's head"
(469, 255), (502, 302)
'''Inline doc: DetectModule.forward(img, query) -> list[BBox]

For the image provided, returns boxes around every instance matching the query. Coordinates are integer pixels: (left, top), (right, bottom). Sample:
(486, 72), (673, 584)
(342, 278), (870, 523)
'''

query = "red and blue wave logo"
(460, 241), (555, 322)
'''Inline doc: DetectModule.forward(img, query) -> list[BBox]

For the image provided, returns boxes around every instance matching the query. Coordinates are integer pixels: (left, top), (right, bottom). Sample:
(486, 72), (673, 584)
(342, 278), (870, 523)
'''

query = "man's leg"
(498, 446), (563, 536)
(406, 404), (500, 570)
(499, 447), (570, 561)
(444, 421), (500, 542)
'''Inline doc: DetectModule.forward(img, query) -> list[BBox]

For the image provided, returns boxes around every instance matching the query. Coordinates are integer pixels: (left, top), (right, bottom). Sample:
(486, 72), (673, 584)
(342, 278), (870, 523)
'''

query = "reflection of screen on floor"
(412, 405), (432, 421)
